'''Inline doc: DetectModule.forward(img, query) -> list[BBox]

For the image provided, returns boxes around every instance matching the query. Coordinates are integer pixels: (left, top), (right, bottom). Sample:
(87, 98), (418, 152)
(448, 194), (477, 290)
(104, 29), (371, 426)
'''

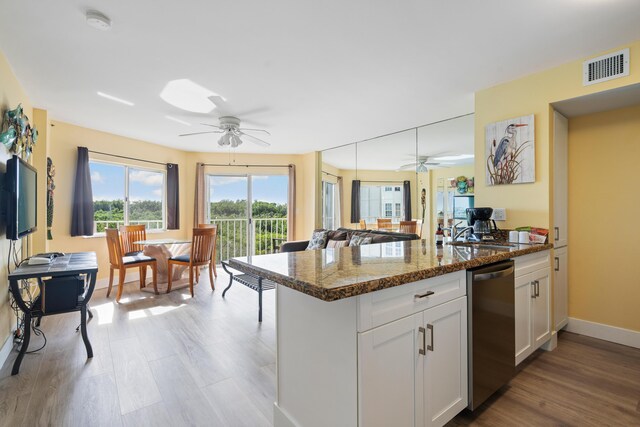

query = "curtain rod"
(322, 170), (340, 178)
(202, 163), (292, 168)
(87, 149), (168, 166)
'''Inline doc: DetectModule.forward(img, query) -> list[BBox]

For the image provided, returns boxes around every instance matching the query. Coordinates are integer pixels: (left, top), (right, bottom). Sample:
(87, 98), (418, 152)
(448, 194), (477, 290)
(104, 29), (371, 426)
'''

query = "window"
(323, 181), (336, 230)
(360, 185), (404, 223)
(90, 160), (165, 233)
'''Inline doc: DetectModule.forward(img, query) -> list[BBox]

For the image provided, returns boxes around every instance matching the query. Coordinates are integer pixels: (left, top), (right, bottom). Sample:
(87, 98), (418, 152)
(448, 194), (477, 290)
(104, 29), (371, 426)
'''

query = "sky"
(90, 162), (164, 201)
(209, 175), (288, 204)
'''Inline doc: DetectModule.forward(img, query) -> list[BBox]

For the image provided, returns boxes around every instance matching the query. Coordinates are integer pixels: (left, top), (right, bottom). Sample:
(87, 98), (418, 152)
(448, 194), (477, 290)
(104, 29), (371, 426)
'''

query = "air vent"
(583, 48), (629, 86)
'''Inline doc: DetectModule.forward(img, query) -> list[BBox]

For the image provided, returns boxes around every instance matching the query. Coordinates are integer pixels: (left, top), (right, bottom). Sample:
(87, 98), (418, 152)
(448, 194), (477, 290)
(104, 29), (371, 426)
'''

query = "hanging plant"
(47, 157), (56, 240)
(0, 104), (38, 159)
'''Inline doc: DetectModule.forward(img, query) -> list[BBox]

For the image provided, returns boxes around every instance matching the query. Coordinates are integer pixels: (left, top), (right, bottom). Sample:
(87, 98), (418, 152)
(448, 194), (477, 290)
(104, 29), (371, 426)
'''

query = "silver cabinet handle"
(554, 257), (560, 271)
(531, 281), (536, 298)
(427, 324), (434, 351)
(536, 280), (540, 297)
(418, 327), (426, 355)
(554, 227), (559, 241)
(414, 290), (434, 299)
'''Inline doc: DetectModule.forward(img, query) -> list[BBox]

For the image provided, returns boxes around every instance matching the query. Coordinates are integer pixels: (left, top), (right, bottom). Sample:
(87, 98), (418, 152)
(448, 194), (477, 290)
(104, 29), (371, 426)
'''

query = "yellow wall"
(475, 40), (640, 230)
(567, 104), (640, 332)
(0, 50), (34, 349)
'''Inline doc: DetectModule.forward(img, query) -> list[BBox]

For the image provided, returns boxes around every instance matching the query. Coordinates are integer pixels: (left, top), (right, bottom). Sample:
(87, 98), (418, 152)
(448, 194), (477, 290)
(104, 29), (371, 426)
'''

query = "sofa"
(280, 227), (420, 253)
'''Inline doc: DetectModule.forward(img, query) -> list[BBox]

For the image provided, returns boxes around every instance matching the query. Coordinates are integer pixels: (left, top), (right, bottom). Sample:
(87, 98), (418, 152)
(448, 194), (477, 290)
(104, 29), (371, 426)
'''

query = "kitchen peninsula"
(229, 240), (553, 427)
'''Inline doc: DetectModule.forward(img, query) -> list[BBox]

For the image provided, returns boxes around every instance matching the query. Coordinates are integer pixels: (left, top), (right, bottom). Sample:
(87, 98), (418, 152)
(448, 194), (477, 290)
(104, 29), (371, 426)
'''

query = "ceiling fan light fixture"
(416, 164), (429, 173)
(229, 134), (243, 148)
(218, 132), (232, 147)
(160, 79), (221, 113)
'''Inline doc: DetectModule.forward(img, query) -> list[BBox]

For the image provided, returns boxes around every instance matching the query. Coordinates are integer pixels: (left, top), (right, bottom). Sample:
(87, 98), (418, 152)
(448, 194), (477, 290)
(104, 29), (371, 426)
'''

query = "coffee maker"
(466, 207), (499, 241)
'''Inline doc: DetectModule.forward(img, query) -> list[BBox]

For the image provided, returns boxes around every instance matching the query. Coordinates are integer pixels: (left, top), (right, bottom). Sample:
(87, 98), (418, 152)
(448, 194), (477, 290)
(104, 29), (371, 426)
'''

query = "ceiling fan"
(397, 156), (452, 172)
(179, 116), (270, 147)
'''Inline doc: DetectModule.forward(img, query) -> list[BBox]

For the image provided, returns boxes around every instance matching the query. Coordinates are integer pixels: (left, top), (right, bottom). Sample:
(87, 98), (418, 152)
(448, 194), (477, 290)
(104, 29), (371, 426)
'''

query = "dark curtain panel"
(167, 163), (180, 229)
(350, 180), (361, 223)
(403, 180), (412, 221)
(71, 147), (94, 236)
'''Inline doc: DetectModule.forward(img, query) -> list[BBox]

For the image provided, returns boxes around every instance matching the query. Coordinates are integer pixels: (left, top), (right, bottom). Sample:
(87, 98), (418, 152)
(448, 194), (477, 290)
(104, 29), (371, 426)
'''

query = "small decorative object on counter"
(435, 224), (444, 246)
(436, 246), (444, 265)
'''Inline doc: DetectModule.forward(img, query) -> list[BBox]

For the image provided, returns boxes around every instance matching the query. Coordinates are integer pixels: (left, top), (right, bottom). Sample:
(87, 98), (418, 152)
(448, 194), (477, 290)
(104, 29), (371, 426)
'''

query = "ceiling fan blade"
(396, 163), (417, 171)
(179, 131), (223, 137)
(200, 123), (223, 129)
(238, 131), (270, 147)
(208, 95), (231, 116)
(238, 127), (271, 136)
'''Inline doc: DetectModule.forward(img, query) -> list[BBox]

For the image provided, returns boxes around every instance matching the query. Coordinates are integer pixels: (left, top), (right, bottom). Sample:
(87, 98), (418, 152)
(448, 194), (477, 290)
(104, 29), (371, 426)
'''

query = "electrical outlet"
(491, 208), (507, 221)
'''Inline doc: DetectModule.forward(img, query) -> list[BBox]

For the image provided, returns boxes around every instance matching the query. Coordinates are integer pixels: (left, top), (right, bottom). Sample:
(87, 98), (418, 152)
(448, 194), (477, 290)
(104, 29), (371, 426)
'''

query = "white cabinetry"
(554, 247), (568, 331)
(514, 251), (551, 365)
(358, 297), (467, 427)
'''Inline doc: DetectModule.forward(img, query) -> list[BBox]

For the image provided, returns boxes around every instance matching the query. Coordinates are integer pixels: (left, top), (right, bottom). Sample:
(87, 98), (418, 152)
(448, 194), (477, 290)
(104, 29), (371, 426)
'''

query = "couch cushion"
(327, 239), (349, 249)
(306, 230), (329, 250)
(349, 235), (372, 247)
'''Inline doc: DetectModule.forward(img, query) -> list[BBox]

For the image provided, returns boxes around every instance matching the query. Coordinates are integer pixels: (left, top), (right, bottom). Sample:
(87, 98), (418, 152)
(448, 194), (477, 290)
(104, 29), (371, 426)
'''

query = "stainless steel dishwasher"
(467, 260), (515, 410)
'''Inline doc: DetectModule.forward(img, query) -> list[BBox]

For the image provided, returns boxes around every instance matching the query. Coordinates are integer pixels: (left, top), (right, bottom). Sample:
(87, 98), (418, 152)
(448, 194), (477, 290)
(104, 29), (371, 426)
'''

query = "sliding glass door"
(207, 174), (288, 263)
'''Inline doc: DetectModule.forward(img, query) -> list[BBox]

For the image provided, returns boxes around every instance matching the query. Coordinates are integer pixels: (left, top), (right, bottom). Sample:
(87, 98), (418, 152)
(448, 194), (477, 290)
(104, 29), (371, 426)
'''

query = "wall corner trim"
(0, 334), (15, 371)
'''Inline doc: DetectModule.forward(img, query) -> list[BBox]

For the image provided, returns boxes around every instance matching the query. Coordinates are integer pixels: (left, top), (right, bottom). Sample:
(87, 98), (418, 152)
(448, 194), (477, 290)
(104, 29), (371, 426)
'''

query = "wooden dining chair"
(377, 218), (392, 230)
(359, 219), (367, 230)
(120, 224), (146, 256)
(198, 223), (218, 278)
(168, 227), (216, 297)
(399, 220), (418, 234)
(105, 228), (158, 302)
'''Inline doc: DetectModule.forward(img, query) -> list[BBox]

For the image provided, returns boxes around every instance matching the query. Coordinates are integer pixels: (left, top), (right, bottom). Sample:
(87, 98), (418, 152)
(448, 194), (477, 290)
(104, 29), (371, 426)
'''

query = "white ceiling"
(1, 1), (639, 154)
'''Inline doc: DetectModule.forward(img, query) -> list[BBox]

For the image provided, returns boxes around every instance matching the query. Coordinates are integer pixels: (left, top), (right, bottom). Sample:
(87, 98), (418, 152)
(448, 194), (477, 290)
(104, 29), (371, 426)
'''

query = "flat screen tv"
(5, 155), (37, 240)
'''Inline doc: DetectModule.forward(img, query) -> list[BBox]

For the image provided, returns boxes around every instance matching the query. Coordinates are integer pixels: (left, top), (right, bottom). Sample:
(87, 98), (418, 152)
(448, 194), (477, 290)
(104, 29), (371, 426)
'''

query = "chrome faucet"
(450, 221), (464, 240)
(453, 225), (474, 241)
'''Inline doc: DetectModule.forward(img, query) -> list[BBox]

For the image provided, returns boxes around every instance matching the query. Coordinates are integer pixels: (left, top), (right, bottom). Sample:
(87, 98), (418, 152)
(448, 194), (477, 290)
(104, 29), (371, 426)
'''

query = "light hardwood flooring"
(1, 270), (638, 426)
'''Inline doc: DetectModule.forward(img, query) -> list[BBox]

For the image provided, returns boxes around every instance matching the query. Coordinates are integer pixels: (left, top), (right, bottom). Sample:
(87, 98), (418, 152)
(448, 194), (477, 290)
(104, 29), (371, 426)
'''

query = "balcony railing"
(210, 217), (287, 263)
(94, 219), (164, 233)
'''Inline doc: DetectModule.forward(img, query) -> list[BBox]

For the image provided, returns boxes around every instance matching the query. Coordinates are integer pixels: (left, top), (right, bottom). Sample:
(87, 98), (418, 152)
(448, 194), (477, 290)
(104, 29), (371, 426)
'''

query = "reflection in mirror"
(321, 144), (356, 230)
(417, 114), (475, 239)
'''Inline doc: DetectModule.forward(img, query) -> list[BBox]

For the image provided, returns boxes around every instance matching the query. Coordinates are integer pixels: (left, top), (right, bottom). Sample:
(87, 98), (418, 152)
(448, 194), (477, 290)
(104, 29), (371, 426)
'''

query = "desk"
(8, 252), (98, 375)
(134, 239), (191, 293)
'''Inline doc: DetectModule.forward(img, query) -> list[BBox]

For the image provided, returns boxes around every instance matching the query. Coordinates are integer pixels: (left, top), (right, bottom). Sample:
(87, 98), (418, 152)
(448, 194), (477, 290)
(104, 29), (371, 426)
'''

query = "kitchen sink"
(447, 241), (517, 250)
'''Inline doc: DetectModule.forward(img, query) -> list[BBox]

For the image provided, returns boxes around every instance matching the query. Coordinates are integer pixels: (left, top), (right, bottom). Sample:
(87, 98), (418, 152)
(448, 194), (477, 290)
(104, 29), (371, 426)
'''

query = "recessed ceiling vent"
(583, 48), (629, 86)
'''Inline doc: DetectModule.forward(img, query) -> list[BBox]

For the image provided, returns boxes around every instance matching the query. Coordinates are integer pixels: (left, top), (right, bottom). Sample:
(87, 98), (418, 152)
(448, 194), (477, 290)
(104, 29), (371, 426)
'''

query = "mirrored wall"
(321, 113), (475, 239)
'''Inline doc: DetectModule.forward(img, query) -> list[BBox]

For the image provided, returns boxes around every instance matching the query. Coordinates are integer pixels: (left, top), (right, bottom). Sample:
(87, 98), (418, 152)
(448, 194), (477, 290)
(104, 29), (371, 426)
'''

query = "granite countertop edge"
(228, 243), (553, 302)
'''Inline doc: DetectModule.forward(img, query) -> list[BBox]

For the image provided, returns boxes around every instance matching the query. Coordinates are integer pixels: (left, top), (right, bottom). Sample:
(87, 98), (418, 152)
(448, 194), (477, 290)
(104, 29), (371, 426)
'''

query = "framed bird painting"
(485, 114), (535, 185)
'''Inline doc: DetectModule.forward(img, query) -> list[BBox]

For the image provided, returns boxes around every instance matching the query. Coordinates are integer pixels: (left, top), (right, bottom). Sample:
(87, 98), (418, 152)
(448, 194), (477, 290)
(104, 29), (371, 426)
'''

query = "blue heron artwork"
(485, 114), (535, 185)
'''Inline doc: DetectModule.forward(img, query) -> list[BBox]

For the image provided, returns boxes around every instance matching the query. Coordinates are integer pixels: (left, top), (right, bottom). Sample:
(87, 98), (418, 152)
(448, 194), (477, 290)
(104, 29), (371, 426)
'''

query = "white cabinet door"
(553, 111), (569, 248)
(515, 272), (534, 365)
(358, 313), (423, 427)
(532, 268), (551, 349)
(423, 297), (468, 427)
(554, 247), (568, 331)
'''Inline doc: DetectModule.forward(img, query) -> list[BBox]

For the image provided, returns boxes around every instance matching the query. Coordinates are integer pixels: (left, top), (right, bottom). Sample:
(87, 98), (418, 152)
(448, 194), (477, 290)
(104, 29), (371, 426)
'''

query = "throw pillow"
(349, 235), (372, 247)
(306, 230), (329, 250)
(327, 239), (349, 249)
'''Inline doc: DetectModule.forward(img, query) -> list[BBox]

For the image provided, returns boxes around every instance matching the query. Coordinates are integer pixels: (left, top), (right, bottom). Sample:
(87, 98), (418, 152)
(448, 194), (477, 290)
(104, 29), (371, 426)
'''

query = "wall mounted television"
(4, 155), (37, 240)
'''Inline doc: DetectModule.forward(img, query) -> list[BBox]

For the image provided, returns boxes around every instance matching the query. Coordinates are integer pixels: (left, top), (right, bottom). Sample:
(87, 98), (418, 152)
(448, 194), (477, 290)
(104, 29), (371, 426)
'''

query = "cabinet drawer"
(357, 270), (466, 332)
(514, 250), (550, 277)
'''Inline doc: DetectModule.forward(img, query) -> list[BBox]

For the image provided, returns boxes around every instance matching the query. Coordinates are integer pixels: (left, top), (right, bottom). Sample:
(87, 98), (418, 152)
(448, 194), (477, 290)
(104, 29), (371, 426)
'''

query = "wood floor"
(0, 270), (638, 427)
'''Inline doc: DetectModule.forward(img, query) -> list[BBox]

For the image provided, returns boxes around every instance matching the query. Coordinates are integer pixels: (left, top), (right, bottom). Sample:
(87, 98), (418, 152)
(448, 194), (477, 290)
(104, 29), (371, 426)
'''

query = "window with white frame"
(323, 181), (336, 230)
(360, 184), (404, 223)
(89, 160), (166, 233)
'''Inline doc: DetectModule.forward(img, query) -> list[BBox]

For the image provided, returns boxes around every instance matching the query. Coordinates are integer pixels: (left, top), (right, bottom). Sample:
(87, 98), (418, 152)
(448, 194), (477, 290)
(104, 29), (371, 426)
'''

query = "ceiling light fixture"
(86, 10), (112, 31)
(165, 115), (191, 126)
(160, 79), (222, 113)
(416, 164), (429, 173)
(97, 91), (134, 106)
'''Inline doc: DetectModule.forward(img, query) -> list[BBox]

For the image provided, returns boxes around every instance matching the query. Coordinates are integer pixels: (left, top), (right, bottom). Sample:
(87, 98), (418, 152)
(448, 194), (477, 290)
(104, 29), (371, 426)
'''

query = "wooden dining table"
(133, 238), (191, 293)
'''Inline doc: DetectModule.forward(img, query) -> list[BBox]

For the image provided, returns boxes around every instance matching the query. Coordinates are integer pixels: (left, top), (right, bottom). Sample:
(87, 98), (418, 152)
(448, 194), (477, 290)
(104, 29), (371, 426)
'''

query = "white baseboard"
(566, 317), (640, 349)
(0, 334), (16, 371)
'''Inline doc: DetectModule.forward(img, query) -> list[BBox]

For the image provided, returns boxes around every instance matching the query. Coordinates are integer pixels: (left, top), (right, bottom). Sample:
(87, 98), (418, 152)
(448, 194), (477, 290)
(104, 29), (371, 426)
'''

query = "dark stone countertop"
(228, 240), (553, 302)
